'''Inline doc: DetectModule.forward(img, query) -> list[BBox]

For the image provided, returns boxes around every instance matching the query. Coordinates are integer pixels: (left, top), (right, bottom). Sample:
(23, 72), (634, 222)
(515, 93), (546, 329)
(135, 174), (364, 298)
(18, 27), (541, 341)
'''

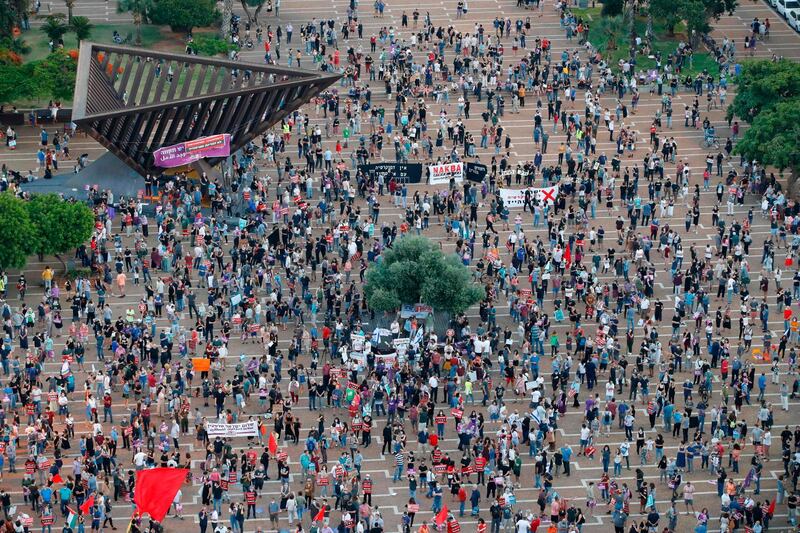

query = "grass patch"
(581, 12), (719, 77)
(21, 23), (172, 61)
(571, 6), (602, 20)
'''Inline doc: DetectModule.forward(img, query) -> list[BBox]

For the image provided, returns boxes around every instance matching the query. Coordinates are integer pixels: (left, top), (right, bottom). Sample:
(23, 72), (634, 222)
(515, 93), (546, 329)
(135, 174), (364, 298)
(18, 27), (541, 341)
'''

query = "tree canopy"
(0, 193), (36, 269)
(150, 0), (219, 32)
(729, 60), (800, 175)
(364, 236), (485, 314)
(0, 0), (30, 39)
(649, 0), (736, 39)
(727, 60), (800, 123)
(25, 194), (95, 259)
(734, 98), (800, 173)
(0, 193), (94, 269)
(0, 62), (35, 103)
(32, 49), (77, 102)
(70, 16), (93, 43)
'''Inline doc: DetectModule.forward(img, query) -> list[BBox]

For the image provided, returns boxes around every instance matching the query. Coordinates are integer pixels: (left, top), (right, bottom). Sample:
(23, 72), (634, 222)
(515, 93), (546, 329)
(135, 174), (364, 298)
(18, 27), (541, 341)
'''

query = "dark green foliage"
(151, 0), (219, 32)
(364, 236), (485, 314)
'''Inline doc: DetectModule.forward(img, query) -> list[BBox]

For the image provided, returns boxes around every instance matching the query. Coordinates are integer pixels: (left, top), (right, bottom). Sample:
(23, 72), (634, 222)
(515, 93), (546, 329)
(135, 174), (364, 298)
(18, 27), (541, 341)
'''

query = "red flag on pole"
(52, 473), (64, 484)
(268, 433), (278, 455)
(564, 244), (571, 267)
(313, 506), (326, 522)
(80, 494), (95, 514)
(768, 498), (776, 516)
(435, 506), (449, 527)
(133, 468), (189, 522)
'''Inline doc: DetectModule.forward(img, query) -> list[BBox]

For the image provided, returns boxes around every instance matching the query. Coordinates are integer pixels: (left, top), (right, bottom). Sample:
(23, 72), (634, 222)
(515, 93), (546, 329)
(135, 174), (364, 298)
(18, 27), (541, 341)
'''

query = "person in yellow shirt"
(42, 266), (54, 290)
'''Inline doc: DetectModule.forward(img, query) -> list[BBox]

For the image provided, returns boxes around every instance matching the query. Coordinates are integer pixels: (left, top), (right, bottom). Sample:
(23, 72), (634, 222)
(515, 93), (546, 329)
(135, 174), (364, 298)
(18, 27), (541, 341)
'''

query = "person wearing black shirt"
(198, 508), (208, 533)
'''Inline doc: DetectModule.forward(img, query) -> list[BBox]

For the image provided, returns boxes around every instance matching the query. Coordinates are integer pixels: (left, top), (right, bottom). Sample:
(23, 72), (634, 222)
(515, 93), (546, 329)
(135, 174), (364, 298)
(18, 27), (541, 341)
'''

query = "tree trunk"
(221, 0), (233, 40)
(240, 0), (254, 23)
(788, 167), (800, 200)
(54, 253), (67, 275)
(134, 13), (142, 45)
(252, 2), (265, 24)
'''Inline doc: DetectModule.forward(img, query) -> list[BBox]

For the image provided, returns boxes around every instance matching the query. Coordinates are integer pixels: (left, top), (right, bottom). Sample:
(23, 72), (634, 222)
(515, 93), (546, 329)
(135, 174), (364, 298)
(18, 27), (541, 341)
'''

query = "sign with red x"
(535, 185), (559, 204)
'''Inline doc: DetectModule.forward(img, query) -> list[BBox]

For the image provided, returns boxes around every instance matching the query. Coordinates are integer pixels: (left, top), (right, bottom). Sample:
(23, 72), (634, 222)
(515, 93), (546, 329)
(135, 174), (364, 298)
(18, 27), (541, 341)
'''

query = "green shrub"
(188, 34), (239, 56)
(151, 0), (219, 32)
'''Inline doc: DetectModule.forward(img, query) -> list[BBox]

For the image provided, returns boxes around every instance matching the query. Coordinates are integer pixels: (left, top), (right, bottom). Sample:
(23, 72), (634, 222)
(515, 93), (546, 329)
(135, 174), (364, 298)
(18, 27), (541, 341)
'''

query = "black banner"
(465, 162), (488, 182)
(358, 163), (423, 183)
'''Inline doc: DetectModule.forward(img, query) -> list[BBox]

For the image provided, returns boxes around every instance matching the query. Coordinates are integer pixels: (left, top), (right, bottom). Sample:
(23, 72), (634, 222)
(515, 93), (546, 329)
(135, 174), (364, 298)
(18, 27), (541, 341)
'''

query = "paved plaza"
(2, 0), (800, 532)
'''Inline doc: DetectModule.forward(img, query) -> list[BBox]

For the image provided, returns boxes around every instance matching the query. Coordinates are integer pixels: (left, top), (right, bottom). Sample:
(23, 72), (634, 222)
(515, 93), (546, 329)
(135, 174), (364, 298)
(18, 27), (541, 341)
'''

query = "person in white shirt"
(133, 450), (147, 470)
(173, 489), (183, 519)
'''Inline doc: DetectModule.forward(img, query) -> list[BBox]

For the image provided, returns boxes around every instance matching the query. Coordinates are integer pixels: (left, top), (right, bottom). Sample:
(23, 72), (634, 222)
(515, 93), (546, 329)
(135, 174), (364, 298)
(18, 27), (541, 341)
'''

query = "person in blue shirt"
(41, 485), (53, 506)
(58, 485), (72, 516)
(560, 445), (573, 476)
(758, 373), (768, 402)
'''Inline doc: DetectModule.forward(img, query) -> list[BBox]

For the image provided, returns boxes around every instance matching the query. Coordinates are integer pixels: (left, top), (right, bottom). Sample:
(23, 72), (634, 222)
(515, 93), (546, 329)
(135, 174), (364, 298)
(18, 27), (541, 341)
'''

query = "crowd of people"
(0, 1), (798, 533)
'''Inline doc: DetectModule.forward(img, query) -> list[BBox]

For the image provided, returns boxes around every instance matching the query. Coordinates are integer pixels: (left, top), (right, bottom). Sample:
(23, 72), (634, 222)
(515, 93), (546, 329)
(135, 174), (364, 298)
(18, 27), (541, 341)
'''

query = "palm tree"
(117, 0), (153, 46)
(64, 0), (75, 23)
(220, 0), (234, 40)
(70, 16), (93, 43)
(595, 15), (624, 51)
(41, 13), (69, 43)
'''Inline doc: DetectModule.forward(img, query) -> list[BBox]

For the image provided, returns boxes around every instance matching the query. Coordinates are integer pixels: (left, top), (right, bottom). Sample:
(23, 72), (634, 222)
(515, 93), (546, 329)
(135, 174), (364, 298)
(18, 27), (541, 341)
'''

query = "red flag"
(134, 468), (189, 522)
(52, 473), (64, 484)
(313, 506), (326, 522)
(80, 494), (95, 514)
(531, 517), (541, 532)
(268, 433), (278, 455)
(768, 498), (776, 516)
(564, 244), (571, 267)
(435, 506), (449, 527)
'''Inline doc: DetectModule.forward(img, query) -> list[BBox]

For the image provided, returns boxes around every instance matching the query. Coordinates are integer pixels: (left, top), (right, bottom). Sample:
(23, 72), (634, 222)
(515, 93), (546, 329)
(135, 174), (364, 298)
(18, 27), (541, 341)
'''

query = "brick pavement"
(2, 0), (800, 532)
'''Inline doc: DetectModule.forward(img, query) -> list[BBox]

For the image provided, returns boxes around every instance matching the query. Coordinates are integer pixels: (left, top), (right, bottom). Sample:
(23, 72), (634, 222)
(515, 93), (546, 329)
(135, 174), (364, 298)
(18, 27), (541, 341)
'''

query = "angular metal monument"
(72, 42), (339, 177)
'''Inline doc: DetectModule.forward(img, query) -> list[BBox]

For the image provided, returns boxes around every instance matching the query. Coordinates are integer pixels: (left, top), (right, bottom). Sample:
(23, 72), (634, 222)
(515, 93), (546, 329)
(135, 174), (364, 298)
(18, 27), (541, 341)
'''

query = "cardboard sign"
(192, 358), (211, 372)
(205, 421), (259, 438)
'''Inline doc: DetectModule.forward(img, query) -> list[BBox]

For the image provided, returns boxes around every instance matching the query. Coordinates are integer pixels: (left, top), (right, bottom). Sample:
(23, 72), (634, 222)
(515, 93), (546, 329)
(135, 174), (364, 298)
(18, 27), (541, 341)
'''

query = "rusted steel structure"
(72, 42), (339, 176)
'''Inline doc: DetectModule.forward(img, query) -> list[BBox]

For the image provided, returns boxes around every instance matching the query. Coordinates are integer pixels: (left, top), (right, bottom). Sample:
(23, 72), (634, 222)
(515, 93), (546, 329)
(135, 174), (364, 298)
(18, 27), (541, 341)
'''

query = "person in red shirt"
(446, 516), (461, 533)
(457, 486), (467, 516)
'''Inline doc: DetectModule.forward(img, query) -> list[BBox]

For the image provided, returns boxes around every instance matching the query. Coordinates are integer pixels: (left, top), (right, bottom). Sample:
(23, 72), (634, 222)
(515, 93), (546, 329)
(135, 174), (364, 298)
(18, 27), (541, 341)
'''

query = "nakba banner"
(154, 134), (231, 168)
(499, 185), (559, 209)
(429, 162), (464, 185)
(205, 420), (259, 438)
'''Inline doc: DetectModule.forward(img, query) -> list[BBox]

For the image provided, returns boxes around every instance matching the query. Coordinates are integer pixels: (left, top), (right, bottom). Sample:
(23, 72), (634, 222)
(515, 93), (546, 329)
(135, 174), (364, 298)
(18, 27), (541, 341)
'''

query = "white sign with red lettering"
(428, 162), (464, 185)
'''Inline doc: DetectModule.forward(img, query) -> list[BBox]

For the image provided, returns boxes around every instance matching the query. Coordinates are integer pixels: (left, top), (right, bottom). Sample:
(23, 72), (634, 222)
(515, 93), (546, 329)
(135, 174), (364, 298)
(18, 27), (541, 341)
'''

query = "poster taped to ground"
(429, 162), (464, 185)
(205, 420), (259, 438)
